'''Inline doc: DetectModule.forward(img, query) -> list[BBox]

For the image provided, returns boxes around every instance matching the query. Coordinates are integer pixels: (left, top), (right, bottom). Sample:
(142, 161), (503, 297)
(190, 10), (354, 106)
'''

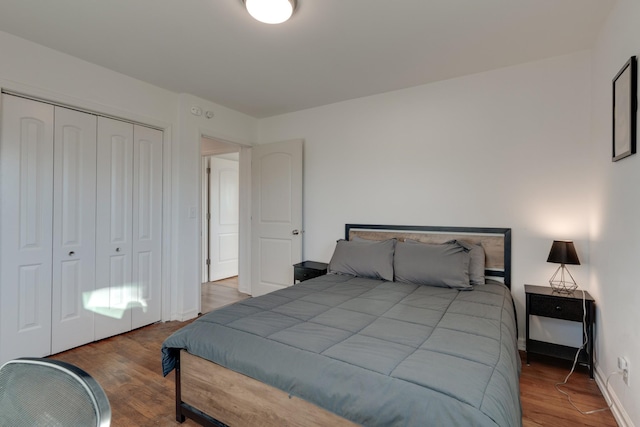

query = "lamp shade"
(547, 240), (580, 265)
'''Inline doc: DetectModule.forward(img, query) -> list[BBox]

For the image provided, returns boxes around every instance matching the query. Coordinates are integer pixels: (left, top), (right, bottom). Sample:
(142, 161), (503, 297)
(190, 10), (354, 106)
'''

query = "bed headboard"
(345, 224), (512, 289)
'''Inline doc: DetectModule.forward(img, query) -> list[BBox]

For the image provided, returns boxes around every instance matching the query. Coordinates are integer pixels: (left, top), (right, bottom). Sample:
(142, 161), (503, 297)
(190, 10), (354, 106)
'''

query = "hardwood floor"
(201, 276), (250, 313)
(48, 284), (618, 427)
(521, 353), (618, 427)
(50, 320), (196, 426)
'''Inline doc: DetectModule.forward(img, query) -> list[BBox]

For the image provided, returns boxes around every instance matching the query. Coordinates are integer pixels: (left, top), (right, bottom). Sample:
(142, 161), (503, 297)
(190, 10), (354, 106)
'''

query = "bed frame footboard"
(174, 350), (357, 427)
(176, 353), (229, 426)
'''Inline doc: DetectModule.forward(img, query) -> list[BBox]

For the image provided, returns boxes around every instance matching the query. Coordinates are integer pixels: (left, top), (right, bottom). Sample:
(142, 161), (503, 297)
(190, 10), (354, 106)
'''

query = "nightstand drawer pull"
(556, 306), (562, 311)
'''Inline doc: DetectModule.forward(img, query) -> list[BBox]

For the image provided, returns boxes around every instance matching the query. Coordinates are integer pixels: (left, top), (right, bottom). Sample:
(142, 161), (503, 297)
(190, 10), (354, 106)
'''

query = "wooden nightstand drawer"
(528, 294), (583, 321)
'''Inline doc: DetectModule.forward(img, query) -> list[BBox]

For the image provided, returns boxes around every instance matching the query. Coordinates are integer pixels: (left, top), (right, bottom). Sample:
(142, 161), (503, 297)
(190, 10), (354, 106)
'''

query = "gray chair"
(0, 357), (111, 427)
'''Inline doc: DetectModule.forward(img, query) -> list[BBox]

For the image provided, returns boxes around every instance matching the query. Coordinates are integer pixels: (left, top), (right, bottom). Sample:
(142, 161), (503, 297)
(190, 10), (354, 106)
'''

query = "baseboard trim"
(170, 309), (199, 322)
(594, 366), (634, 427)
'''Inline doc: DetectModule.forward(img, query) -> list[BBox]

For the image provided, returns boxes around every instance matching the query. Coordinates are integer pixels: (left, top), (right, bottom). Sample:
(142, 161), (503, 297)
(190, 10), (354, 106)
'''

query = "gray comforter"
(162, 274), (521, 426)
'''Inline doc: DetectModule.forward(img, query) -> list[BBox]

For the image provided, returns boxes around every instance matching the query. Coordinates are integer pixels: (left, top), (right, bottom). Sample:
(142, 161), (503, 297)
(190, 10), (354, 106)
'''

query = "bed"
(162, 224), (520, 426)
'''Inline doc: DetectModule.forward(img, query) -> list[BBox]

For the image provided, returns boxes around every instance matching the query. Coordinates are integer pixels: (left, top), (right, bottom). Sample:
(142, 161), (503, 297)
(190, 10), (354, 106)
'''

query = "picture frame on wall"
(612, 56), (637, 162)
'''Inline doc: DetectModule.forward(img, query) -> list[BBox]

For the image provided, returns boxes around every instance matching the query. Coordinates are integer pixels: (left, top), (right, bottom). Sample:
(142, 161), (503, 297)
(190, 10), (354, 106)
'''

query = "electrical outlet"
(618, 357), (630, 386)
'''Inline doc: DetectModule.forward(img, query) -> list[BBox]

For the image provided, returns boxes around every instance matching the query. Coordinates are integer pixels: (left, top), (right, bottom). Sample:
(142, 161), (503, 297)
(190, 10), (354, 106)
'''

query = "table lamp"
(547, 240), (580, 293)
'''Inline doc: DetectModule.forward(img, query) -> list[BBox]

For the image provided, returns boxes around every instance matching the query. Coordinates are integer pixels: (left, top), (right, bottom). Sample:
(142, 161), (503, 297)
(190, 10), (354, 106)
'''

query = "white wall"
(0, 30), (258, 323)
(0, 31), (177, 125)
(590, 0), (640, 425)
(258, 51), (593, 351)
(174, 93), (256, 319)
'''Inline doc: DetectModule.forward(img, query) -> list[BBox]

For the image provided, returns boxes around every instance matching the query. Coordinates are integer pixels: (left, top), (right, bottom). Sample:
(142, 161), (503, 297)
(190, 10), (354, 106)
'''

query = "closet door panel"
(95, 117), (133, 340)
(131, 125), (163, 328)
(51, 106), (97, 354)
(0, 95), (54, 363)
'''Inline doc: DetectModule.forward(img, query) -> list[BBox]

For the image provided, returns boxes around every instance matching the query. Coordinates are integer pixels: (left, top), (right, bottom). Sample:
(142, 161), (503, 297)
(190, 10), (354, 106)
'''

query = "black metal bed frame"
(174, 223), (513, 425)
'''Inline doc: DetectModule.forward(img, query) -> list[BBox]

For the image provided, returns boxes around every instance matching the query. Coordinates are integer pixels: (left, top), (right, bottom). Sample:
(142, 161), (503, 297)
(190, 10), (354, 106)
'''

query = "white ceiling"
(0, 0), (616, 118)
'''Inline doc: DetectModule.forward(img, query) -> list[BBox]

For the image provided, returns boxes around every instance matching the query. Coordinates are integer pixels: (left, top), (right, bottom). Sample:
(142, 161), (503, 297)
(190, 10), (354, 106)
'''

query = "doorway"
(197, 136), (303, 307)
(201, 137), (246, 313)
(203, 153), (239, 283)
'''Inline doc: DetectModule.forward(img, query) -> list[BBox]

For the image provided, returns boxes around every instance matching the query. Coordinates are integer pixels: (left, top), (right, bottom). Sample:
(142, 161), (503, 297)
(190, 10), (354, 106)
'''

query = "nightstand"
(293, 261), (328, 283)
(525, 284), (595, 378)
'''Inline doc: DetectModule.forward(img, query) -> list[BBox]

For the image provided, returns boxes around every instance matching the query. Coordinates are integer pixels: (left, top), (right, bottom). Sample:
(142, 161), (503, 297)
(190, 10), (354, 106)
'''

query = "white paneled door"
(95, 117), (134, 340)
(94, 118), (163, 339)
(131, 125), (163, 329)
(0, 95), (55, 362)
(51, 106), (97, 354)
(209, 157), (239, 282)
(251, 140), (303, 297)
(0, 94), (163, 363)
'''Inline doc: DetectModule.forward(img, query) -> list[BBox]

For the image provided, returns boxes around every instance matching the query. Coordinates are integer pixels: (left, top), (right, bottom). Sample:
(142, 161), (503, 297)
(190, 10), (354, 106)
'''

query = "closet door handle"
(116, 247), (121, 252)
(68, 251), (75, 256)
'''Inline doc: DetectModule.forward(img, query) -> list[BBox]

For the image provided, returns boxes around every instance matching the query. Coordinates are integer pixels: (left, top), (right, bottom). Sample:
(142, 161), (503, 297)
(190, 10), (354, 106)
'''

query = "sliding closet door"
(95, 117), (134, 340)
(51, 106), (97, 353)
(0, 95), (54, 363)
(131, 125), (163, 329)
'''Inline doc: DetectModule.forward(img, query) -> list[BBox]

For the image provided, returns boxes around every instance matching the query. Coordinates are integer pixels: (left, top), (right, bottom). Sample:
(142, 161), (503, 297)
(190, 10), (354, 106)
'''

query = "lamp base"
(549, 264), (578, 293)
(549, 281), (578, 293)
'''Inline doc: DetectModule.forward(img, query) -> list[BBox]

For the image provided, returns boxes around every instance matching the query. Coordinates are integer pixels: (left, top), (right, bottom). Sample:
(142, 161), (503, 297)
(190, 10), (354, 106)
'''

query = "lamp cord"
(554, 289), (620, 415)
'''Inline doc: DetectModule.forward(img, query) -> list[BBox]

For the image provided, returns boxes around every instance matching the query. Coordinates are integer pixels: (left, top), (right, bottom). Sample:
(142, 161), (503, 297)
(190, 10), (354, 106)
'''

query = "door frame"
(198, 131), (252, 301)
(201, 149), (240, 284)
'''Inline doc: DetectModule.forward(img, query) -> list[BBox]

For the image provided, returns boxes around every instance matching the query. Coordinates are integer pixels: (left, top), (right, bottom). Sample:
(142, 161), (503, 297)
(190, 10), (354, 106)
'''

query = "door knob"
(116, 248), (121, 252)
(292, 230), (300, 235)
(68, 251), (75, 256)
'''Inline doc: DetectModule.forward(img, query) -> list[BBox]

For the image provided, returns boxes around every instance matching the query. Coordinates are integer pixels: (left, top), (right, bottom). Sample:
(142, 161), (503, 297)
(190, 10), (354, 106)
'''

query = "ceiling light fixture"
(244, 0), (297, 24)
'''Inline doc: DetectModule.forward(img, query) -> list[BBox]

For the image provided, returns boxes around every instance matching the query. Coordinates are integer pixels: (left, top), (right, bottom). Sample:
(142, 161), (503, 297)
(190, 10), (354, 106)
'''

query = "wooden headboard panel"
(345, 224), (512, 288)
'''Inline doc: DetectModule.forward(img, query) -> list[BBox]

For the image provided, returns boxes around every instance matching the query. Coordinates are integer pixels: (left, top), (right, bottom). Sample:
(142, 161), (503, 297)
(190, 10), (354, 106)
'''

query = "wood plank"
(50, 321), (200, 427)
(201, 277), (249, 314)
(520, 352), (617, 427)
(181, 351), (358, 427)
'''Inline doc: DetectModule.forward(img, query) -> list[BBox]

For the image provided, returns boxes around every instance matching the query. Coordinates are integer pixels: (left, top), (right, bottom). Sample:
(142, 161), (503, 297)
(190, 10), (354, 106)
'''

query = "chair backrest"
(0, 357), (111, 427)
